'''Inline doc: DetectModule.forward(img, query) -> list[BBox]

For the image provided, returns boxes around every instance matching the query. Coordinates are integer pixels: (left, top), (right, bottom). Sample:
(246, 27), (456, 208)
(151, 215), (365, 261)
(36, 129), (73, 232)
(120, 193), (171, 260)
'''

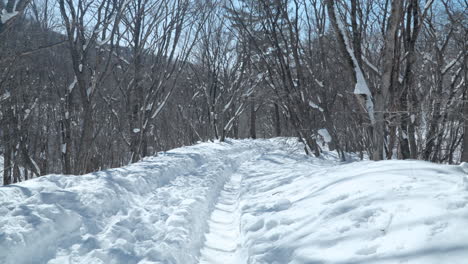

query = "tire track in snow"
(198, 172), (243, 264)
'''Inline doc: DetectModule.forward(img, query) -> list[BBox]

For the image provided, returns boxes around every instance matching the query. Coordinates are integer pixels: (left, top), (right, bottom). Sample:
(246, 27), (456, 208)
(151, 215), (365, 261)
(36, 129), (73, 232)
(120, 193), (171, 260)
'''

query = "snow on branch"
(333, 3), (375, 124)
(442, 51), (464, 75)
(0, 0), (28, 25)
(0, 8), (18, 24)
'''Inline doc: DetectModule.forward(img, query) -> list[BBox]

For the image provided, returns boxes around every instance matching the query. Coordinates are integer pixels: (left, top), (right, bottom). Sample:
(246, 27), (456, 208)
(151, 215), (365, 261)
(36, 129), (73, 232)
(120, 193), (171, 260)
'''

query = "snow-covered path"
(1, 138), (468, 264)
(199, 173), (243, 264)
(0, 140), (261, 264)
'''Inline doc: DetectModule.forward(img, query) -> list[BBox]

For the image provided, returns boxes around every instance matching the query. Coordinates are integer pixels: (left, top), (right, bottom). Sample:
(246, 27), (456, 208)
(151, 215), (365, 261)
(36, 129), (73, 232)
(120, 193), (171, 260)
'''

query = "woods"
(1, 0), (467, 185)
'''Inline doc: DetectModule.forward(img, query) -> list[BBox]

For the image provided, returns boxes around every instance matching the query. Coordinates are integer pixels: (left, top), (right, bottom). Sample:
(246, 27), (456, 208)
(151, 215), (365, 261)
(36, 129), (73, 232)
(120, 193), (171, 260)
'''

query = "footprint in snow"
(265, 219), (279, 230)
(447, 200), (467, 210)
(246, 218), (265, 232)
(271, 199), (292, 211)
(355, 245), (379, 255)
(424, 220), (448, 237)
(255, 199), (292, 213)
(324, 194), (349, 204)
(338, 226), (351, 233)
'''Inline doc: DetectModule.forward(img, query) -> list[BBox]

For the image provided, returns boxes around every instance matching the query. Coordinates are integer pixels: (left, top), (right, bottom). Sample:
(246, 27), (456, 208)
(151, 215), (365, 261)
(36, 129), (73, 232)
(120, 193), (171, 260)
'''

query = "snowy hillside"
(1, 139), (468, 264)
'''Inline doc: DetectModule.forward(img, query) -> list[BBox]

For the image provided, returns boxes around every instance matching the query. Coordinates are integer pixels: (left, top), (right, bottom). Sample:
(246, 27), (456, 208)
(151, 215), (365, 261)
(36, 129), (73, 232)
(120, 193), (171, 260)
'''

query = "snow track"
(199, 173), (243, 264)
(0, 140), (260, 264)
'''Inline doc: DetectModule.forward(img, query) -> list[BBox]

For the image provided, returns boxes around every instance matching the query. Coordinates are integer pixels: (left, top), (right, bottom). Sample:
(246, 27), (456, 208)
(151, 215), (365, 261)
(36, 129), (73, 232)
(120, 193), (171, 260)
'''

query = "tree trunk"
(387, 125), (397, 159)
(402, 0), (420, 159)
(2, 132), (12, 185)
(60, 114), (72, 174)
(76, 103), (94, 174)
(274, 103), (281, 137)
(130, 38), (144, 163)
(372, 0), (403, 161)
(423, 49), (444, 161)
(399, 88), (411, 159)
(13, 163), (20, 183)
(250, 98), (256, 139)
(461, 90), (468, 162)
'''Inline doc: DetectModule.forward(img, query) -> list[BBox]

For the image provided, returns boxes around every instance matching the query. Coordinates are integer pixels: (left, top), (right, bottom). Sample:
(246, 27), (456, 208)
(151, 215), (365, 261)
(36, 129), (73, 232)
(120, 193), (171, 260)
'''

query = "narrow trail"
(198, 173), (243, 264)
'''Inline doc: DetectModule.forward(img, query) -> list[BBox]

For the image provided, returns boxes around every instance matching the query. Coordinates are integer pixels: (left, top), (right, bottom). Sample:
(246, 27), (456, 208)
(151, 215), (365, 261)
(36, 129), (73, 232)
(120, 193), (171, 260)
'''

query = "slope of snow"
(235, 148), (468, 264)
(1, 139), (468, 264)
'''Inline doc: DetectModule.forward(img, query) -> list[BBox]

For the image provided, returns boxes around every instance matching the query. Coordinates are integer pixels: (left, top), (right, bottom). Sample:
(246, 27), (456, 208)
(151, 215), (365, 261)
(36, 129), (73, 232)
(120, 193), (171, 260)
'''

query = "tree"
(0, 0), (29, 34)
(59, 0), (127, 173)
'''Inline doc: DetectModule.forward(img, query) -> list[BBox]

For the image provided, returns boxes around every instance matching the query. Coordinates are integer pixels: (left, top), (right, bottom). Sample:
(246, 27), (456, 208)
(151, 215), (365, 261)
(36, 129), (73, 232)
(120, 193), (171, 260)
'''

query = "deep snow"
(1, 139), (468, 264)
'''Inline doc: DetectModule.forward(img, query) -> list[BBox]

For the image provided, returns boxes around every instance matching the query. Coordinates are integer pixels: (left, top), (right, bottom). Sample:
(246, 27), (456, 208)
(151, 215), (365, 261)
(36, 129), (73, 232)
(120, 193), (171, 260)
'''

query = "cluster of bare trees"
(324, 0), (467, 162)
(1, 0), (466, 185)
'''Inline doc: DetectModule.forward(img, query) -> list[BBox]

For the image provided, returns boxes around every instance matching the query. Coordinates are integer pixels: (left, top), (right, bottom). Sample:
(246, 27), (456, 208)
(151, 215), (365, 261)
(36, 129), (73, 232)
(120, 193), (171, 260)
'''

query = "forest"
(0, 0), (466, 185)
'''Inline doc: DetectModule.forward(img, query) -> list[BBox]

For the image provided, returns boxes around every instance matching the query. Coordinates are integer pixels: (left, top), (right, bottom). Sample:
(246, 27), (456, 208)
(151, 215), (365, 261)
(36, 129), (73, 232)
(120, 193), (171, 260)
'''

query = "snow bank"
(238, 148), (468, 264)
(0, 140), (264, 264)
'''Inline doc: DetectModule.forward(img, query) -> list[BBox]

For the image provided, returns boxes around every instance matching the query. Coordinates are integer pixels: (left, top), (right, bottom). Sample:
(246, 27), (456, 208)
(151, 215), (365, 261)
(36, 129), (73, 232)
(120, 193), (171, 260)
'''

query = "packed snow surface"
(1, 139), (468, 264)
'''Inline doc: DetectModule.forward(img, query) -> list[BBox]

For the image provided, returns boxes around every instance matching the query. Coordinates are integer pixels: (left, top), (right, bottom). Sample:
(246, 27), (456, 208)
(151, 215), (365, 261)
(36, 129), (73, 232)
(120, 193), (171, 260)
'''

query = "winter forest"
(0, 0), (466, 184)
(1, 0), (468, 263)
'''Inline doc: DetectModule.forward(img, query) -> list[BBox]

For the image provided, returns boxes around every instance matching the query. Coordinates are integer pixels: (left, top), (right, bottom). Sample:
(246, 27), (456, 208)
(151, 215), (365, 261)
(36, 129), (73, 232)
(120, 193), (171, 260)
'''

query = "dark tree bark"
(274, 103), (281, 137)
(461, 61), (468, 162)
(372, 0), (403, 160)
(250, 97), (256, 139)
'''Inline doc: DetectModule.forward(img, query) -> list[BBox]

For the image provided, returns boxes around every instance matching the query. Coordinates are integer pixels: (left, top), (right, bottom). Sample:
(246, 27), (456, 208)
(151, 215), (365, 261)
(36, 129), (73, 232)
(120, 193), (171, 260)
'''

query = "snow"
(86, 86), (93, 97)
(314, 79), (324, 88)
(236, 151), (468, 264)
(0, 91), (11, 101)
(0, 9), (18, 24)
(332, 4), (375, 124)
(199, 173), (243, 264)
(402, 131), (408, 139)
(68, 78), (77, 92)
(318, 128), (332, 143)
(424, 0), (436, 12)
(1, 139), (468, 264)
(0, 140), (261, 264)
(442, 51), (463, 75)
(308, 101), (324, 112)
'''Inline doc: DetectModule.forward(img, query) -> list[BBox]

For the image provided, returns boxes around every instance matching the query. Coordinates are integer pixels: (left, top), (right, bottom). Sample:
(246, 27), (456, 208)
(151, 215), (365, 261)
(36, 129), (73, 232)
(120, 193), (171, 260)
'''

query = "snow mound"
(239, 154), (468, 264)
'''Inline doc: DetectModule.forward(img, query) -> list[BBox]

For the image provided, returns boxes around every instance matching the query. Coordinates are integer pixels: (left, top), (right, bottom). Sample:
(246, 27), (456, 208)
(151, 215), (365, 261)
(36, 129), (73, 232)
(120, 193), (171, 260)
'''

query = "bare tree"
(59, 0), (128, 173)
(0, 0), (30, 34)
